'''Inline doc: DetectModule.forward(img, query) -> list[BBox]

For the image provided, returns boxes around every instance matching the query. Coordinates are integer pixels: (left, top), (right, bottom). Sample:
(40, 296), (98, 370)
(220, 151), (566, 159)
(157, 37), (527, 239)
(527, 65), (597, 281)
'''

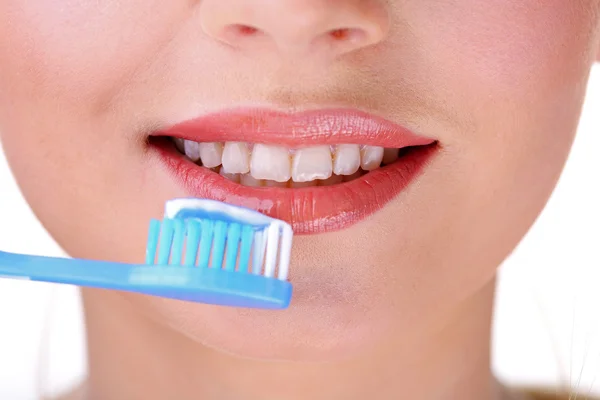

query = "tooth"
(333, 144), (360, 175)
(240, 173), (264, 187)
(174, 138), (185, 153)
(360, 146), (384, 171)
(292, 146), (332, 182)
(184, 140), (201, 162)
(250, 144), (291, 182)
(291, 181), (318, 188)
(319, 174), (344, 186)
(222, 142), (250, 174)
(219, 168), (240, 183)
(199, 142), (223, 168)
(382, 148), (399, 165)
(264, 180), (289, 188)
(343, 170), (362, 182)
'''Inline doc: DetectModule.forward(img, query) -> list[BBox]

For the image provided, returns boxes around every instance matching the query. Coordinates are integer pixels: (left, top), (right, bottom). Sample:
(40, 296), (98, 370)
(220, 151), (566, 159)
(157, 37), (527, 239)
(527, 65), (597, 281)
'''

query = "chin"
(122, 264), (391, 362)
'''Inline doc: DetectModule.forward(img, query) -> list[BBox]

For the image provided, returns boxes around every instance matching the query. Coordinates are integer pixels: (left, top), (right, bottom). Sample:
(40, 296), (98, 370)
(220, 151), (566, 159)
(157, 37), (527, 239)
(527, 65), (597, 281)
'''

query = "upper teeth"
(292, 145), (333, 182)
(360, 145), (385, 171)
(251, 144), (291, 182)
(183, 140), (201, 162)
(222, 142), (251, 174)
(333, 144), (361, 176)
(173, 138), (400, 185)
(198, 142), (223, 168)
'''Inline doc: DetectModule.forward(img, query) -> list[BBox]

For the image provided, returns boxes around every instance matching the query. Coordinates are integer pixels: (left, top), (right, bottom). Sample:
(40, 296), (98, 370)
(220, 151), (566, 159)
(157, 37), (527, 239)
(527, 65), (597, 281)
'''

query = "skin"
(1, 1), (599, 399)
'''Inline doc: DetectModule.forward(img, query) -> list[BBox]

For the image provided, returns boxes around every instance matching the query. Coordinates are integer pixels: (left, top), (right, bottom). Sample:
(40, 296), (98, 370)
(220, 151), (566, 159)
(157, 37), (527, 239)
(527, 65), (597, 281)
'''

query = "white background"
(0, 66), (598, 399)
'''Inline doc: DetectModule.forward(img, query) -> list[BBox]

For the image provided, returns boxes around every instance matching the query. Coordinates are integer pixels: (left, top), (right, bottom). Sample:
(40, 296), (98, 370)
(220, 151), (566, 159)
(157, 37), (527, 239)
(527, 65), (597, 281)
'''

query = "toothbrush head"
(143, 198), (294, 309)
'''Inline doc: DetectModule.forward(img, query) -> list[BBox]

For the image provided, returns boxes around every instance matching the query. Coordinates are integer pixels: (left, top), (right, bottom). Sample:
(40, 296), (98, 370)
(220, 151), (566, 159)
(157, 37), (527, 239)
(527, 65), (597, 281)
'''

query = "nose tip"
(199, 1), (389, 59)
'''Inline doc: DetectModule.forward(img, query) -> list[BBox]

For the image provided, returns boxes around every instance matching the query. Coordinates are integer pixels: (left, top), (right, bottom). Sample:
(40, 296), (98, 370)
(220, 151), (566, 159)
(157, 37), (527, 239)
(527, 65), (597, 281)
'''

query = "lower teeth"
(216, 166), (365, 187)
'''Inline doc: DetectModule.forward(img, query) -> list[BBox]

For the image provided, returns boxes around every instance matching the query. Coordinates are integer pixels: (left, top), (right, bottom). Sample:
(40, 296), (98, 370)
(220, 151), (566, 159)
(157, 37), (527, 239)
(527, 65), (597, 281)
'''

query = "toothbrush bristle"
(146, 216), (292, 281)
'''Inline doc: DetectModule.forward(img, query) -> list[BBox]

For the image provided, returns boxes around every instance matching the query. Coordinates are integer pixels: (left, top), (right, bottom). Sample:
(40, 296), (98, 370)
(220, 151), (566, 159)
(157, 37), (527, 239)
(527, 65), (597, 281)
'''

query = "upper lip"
(155, 108), (435, 148)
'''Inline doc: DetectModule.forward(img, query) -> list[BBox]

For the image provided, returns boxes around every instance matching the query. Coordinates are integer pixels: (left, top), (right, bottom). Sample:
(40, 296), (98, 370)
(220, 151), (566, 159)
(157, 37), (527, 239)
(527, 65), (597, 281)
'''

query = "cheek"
(389, 1), (598, 315)
(405, 0), (597, 143)
(0, 1), (189, 106)
(414, 0), (596, 204)
(416, 0), (598, 87)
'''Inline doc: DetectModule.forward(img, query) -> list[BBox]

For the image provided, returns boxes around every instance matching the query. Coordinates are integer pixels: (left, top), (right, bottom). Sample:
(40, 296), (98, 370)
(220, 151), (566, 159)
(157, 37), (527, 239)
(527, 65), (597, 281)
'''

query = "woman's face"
(1, 1), (598, 361)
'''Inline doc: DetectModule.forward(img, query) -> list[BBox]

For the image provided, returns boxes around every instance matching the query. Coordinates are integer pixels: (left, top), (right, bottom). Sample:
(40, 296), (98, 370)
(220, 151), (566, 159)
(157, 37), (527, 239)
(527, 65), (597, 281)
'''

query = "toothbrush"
(0, 198), (294, 309)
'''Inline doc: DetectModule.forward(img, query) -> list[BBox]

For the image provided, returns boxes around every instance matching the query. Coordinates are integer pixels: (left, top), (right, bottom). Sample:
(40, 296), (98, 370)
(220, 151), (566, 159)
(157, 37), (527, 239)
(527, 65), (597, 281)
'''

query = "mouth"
(150, 108), (438, 234)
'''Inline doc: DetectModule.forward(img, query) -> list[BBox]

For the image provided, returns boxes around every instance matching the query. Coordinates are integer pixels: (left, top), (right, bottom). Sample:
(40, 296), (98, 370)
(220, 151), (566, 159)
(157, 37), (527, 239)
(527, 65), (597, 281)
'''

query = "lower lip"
(152, 140), (438, 234)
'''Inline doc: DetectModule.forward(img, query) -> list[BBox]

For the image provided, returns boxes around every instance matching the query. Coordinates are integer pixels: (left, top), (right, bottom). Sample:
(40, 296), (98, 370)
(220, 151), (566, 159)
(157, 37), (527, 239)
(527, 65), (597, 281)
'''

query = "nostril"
(328, 27), (367, 44)
(218, 24), (265, 47)
(229, 24), (261, 37)
(329, 28), (350, 41)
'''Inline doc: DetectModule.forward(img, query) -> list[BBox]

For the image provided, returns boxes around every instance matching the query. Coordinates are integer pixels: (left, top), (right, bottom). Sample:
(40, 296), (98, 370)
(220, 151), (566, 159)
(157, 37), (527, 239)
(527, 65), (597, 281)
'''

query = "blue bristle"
(198, 220), (214, 268)
(224, 223), (242, 271)
(211, 221), (228, 269)
(238, 225), (254, 273)
(151, 215), (266, 276)
(157, 219), (175, 265)
(184, 219), (201, 267)
(146, 219), (161, 264)
(170, 219), (185, 265)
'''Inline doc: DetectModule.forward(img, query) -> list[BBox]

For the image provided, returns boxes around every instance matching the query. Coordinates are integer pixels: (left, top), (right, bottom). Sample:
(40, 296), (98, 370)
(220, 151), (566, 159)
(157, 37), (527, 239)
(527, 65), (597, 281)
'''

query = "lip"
(152, 108), (438, 234)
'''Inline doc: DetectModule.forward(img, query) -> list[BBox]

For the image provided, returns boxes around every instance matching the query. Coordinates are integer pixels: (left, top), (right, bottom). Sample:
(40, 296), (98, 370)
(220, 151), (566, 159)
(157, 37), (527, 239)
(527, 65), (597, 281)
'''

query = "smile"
(150, 108), (438, 234)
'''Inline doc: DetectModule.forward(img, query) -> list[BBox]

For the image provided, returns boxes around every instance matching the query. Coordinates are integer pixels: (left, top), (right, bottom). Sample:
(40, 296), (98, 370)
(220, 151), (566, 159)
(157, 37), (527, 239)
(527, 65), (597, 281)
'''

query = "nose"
(199, 0), (389, 59)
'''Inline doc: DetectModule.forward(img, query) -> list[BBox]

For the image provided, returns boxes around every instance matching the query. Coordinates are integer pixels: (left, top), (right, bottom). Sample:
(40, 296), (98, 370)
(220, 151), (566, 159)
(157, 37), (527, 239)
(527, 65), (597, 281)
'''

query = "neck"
(81, 280), (503, 400)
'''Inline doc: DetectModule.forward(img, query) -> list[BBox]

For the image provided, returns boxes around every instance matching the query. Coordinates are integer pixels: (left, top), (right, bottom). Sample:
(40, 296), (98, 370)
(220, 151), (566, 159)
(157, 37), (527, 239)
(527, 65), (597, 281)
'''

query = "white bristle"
(252, 229), (266, 274)
(277, 223), (293, 280)
(263, 224), (280, 278)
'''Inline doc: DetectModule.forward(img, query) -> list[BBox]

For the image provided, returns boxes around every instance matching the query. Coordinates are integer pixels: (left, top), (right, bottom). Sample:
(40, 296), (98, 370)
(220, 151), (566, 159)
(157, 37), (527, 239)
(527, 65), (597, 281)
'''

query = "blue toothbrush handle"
(0, 251), (292, 309)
